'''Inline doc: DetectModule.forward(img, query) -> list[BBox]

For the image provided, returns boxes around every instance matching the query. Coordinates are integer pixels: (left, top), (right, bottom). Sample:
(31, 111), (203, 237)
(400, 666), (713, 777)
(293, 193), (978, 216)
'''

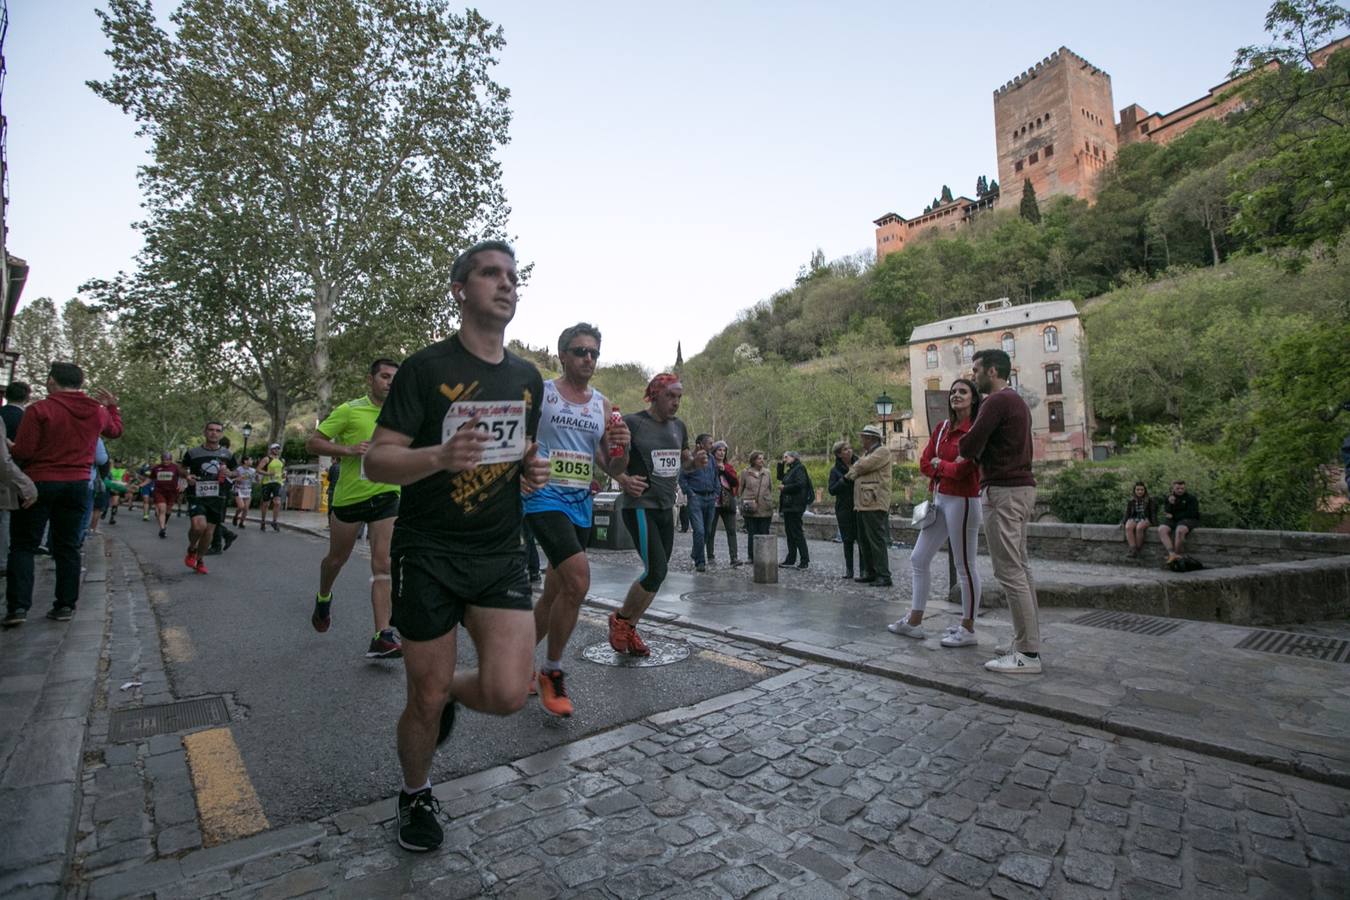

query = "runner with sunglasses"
(523, 324), (630, 716)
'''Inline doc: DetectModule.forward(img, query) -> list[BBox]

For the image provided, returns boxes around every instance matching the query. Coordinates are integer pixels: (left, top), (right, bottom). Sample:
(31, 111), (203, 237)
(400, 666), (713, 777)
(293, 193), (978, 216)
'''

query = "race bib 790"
(441, 400), (527, 465)
(651, 449), (681, 478)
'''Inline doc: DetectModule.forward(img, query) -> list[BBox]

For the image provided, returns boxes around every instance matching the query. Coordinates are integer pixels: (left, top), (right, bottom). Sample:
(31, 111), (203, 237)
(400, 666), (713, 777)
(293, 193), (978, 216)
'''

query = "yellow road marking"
(183, 728), (269, 846)
(696, 648), (769, 675)
(161, 625), (195, 663)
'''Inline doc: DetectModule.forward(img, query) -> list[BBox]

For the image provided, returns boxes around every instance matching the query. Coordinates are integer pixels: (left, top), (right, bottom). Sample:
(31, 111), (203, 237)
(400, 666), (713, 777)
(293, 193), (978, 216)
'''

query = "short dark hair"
(369, 358), (399, 376)
(695, 433), (712, 447)
(557, 323), (602, 358)
(206, 420), (224, 430)
(451, 240), (515, 285)
(1172, 480), (1186, 487)
(219, 436), (231, 448)
(48, 362), (84, 389)
(971, 348), (1011, 380)
(4, 381), (30, 403)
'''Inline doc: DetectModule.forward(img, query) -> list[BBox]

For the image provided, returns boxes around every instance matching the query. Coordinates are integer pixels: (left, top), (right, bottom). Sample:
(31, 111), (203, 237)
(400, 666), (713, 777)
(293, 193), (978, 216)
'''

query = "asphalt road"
(112, 515), (770, 826)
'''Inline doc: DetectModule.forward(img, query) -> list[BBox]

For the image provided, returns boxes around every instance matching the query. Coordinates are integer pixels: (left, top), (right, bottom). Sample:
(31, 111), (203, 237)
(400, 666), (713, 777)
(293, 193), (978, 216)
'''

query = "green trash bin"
(589, 491), (635, 550)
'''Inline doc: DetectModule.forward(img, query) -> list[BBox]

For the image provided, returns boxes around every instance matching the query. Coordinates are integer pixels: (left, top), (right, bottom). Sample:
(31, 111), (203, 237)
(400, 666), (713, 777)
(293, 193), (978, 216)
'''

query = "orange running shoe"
(184, 552), (197, 570)
(607, 612), (650, 657)
(607, 612), (630, 653)
(194, 558), (208, 574)
(537, 669), (573, 717)
(626, 625), (650, 657)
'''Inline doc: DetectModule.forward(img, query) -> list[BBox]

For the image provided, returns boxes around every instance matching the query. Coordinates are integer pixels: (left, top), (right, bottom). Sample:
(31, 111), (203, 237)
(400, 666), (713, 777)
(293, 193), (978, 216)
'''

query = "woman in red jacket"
(888, 378), (984, 648)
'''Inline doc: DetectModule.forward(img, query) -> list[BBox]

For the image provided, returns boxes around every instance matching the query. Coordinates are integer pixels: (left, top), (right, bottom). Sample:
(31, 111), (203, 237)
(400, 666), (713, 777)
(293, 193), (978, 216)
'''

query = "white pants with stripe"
(908, 492), (983, 619)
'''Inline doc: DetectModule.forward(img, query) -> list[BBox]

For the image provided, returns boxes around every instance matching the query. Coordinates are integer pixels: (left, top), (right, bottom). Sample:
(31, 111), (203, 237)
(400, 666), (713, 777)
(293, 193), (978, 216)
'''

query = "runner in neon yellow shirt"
(305, 358), (403, 659)
(256, 445), (285, 532)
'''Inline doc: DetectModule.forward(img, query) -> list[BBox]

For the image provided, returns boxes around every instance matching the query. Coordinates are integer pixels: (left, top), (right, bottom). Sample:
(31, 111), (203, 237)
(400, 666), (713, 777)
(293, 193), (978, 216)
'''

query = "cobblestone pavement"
(82, 615), (1350, 899)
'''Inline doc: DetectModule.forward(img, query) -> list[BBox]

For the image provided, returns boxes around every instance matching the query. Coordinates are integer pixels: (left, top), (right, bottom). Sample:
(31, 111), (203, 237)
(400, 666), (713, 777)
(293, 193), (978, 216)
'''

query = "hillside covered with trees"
(677, 1), (1350, 530)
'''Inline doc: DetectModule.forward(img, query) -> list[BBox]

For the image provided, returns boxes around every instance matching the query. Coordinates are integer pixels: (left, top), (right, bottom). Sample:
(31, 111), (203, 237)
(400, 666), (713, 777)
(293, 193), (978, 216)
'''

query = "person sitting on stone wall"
(1157, 480), (1199, 564)
(1120, 481), (1156, 559)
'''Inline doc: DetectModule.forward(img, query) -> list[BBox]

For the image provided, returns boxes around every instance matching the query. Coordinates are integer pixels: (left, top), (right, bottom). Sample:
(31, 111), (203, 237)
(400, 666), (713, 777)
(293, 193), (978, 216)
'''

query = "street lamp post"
(874, 392), (894, 441)
(241, 423), (253, 459)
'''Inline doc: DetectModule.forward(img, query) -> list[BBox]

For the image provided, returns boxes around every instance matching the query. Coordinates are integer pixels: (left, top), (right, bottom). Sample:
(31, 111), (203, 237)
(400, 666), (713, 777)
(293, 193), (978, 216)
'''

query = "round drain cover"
(680, 590), (761, 605)
(581, 640), (690, 667)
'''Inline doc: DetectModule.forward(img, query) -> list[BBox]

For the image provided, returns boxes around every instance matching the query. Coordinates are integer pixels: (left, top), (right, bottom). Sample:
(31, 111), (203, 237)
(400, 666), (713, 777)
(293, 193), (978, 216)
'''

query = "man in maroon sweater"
(2, 362), (122, 627)
(959, 349), (1042, 674)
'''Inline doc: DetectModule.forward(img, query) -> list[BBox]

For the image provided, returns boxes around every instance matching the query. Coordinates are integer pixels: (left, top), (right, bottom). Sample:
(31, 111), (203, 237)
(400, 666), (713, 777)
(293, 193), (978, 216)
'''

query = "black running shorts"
(391, 548), (532, 642)
(259, 483), (282, 503)
(188, 497), (226, 525)
(332, 491), (400, 525)
(525, 510), (592, 569)
(621, 506), (675, 593)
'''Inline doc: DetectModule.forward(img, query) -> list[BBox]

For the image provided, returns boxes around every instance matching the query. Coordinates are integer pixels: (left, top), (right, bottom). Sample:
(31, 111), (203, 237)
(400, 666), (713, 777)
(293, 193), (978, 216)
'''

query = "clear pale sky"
(6, 0), (1276, 368)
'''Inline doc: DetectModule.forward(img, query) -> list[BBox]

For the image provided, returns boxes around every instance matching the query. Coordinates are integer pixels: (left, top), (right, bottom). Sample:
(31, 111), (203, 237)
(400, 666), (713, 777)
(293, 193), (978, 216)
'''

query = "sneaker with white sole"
(984, 652), (1042, 674)
(886, 620), (926, 639)
(941, 627), (977, 648)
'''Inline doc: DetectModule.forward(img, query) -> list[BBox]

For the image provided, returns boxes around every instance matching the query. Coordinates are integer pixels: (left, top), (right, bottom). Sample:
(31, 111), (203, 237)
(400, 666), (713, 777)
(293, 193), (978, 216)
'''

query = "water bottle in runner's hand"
(608, 405), (624, 458)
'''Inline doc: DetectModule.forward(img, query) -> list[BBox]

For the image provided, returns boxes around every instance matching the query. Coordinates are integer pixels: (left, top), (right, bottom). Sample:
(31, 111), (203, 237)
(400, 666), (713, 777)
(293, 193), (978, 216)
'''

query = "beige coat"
(846, 444), (892, 513)
(739, 465), (774, 518)
(0, 418), (37, 511)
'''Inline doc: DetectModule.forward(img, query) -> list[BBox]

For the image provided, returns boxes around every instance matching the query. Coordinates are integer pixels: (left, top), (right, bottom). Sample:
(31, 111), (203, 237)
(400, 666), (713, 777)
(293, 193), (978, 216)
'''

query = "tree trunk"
(1208, 227), (1221, 268)
(312, 279), (339, 418)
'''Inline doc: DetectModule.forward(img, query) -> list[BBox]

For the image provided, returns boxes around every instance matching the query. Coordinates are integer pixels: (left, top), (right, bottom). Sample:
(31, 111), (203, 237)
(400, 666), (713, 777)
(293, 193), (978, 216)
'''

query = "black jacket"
(1163, 492), (1200, 524)
(828, 458), (854, 517)
(777, 460), (814, 514)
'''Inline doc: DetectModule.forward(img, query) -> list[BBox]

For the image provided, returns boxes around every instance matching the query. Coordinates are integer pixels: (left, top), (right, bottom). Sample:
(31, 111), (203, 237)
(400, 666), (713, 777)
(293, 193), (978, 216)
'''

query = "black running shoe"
(436, 700), (456, 746)
(271, 522), (280, 533)
(222, 530), (238, 552)
(46, 606), (74, 622)
(158, 528), (166, 539)
(311, 597), (332, 633)
(396, 788), (443, 852)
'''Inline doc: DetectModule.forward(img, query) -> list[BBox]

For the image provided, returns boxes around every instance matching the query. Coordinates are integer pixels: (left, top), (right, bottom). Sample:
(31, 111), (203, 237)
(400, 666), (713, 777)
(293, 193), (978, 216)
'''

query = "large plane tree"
(89, 0), (514, 436)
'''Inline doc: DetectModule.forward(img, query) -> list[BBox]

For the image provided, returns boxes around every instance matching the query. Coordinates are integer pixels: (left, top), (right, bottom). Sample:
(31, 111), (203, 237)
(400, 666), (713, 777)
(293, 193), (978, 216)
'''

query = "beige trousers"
(983, 485), (1040, 654)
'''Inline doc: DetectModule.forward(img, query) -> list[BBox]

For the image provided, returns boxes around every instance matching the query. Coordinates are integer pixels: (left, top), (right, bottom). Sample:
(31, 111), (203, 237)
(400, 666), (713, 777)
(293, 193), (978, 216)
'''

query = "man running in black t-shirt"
(365, 240), (548, 854)
(181, 422), (238, 575)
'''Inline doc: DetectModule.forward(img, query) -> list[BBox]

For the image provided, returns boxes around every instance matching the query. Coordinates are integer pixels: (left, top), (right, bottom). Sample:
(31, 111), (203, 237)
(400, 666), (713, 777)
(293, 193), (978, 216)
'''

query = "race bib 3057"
(442, 400), (527, 465)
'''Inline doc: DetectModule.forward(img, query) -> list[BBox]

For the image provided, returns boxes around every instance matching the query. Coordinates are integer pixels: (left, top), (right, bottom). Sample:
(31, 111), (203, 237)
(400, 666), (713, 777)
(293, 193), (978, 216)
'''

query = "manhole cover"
(581, 640), (691, 667)
(1235, 630), (1350, 663)
(109, 696), (231, 743)
(1071, 610), (1184, 636)
(680, 591), (764, 605)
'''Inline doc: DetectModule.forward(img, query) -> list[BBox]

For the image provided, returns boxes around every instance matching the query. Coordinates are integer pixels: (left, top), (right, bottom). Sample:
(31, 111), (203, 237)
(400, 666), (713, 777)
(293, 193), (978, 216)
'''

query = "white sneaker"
(941, 627), (977, 648)
(984, 652), (1042, 674)
(887, 621), (926, 639)
(994, 643), (1010, 656)
(943, 623), (962, 635)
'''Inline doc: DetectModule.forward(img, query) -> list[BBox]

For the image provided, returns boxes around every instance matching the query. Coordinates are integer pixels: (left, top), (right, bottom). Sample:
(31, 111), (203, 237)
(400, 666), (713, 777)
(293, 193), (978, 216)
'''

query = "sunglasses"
(565, 347), (600, 360)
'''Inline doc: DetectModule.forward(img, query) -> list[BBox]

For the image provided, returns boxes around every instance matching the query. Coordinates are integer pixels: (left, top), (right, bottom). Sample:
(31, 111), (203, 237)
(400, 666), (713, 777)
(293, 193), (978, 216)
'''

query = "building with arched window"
(906, 298), (1092, 461)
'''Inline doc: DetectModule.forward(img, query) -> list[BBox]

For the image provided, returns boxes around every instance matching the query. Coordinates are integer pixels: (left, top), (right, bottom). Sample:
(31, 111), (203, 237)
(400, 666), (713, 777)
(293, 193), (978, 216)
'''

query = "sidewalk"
(0, 537), (108, 897)
(280, 509), (1350, 786)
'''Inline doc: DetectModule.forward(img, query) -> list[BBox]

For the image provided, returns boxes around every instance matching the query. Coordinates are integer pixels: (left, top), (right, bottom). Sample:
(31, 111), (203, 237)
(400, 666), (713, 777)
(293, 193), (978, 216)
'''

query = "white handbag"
(912, 421), (949, 530)
(910, 499), (938, 529)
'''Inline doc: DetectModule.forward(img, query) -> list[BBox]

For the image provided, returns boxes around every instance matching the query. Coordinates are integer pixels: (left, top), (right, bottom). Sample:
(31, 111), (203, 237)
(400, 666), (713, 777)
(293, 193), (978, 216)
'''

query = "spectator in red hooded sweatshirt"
(2, 362), (122, 627)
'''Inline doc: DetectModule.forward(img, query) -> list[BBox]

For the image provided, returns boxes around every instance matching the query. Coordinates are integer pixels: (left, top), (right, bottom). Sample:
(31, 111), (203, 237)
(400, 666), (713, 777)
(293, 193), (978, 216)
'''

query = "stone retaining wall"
(796, 513), (1350, 566)
(782, 513), (1350, 625)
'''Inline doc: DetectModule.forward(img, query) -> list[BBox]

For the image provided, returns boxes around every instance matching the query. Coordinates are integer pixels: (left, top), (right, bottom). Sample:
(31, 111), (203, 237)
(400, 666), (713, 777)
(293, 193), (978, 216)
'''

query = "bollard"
(753, 535), (778, 584)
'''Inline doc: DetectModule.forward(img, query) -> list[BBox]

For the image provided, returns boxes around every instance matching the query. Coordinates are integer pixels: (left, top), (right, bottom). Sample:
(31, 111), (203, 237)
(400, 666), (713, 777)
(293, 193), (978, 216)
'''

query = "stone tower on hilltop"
(993, 47), (1118, 204)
